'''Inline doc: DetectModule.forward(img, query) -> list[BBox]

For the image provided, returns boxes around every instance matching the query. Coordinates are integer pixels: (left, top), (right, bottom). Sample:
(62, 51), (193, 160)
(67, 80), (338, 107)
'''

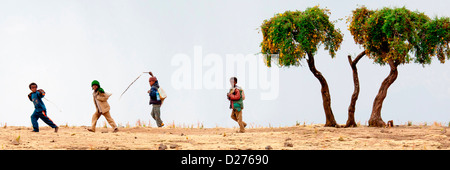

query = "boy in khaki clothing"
(88, 80), (119, 133)
(227, 77), (247, 133)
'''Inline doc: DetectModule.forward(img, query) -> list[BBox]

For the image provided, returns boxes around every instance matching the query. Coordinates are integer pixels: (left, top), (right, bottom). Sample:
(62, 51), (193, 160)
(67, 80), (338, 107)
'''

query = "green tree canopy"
(348, 6), (450, 66)
(260, 6), (343, 67)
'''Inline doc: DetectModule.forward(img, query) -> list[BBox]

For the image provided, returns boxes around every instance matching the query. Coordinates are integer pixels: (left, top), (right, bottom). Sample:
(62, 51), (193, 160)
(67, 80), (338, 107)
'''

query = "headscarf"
(91, 80), (105, 93)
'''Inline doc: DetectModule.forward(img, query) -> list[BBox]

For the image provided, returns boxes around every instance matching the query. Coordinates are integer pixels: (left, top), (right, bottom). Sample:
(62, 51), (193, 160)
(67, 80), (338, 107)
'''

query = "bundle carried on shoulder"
(158, 88), (167, 100)
(228, 86), (245, 112)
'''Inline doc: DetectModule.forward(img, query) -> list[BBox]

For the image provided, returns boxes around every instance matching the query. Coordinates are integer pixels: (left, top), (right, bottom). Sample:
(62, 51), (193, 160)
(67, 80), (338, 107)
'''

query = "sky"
(0, 0), (449, 128)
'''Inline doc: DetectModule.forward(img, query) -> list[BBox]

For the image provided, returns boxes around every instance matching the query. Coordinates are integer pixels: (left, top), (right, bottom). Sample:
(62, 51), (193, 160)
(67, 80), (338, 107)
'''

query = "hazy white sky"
(0, 0), (449, 128)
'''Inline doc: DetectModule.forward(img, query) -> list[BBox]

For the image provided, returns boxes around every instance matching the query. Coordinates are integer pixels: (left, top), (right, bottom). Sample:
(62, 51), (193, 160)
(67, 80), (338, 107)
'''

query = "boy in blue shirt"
(148, 72), (164, 127)
(28, 82), (59, 132)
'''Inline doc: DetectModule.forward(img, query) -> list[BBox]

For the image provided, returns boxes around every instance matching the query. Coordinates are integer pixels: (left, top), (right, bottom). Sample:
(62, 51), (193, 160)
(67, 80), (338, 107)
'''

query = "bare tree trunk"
(306, 53), (337, 127)
(345, 51), (365, 128)
(369, 58), (400, 127)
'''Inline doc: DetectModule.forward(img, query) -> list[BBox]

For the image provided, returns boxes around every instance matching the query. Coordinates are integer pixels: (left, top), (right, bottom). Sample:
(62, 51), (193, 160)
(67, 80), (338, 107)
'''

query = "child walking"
(28, 82), (59, 132)
(227, 77), (247, 133)
(88, 80), (119, 133)
(148, 72), (164, 127)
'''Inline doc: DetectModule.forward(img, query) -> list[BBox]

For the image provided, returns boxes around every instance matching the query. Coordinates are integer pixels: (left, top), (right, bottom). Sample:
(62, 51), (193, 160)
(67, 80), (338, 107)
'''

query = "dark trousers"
(31, 110), (57, 132)
(151, 104), (163, 127)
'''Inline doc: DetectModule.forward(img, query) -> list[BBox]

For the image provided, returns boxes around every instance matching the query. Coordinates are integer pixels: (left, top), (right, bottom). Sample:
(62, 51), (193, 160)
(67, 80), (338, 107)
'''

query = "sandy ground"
(1, 124), (450, 150)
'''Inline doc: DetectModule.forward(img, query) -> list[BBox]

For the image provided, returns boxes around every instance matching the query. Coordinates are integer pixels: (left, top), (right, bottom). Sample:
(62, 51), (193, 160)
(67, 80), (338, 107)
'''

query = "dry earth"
(1, 124), (450, 150)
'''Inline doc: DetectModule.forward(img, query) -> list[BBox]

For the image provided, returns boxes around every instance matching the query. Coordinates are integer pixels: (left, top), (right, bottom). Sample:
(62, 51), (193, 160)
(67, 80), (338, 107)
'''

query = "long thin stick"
(43, 97), (62, 112)
(119, 73), (145, 99)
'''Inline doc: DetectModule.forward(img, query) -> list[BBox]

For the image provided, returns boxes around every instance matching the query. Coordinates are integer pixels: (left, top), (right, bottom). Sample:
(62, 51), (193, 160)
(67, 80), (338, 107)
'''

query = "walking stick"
(43, 97), (63, 112)
(119, 72), (151, 99)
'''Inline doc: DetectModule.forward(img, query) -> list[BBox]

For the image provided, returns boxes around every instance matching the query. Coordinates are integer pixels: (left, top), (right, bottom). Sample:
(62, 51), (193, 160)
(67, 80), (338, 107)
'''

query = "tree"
(260, 6), (343, 127)
(345, 51), (365, 127)
(348, 6), (450, 127)
(344, 7), (372, 128)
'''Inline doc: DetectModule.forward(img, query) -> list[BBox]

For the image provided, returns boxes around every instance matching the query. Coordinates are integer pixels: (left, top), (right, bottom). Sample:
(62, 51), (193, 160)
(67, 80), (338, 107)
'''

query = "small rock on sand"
(158, 143), (167, 150)
(170, 144), (178, 149)
(284, 142), (293, 147)
(11, 140), (19, 145)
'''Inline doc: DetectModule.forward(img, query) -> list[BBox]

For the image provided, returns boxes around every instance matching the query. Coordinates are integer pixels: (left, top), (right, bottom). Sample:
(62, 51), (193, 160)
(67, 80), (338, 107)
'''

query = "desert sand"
(1, 124), (449, 150)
